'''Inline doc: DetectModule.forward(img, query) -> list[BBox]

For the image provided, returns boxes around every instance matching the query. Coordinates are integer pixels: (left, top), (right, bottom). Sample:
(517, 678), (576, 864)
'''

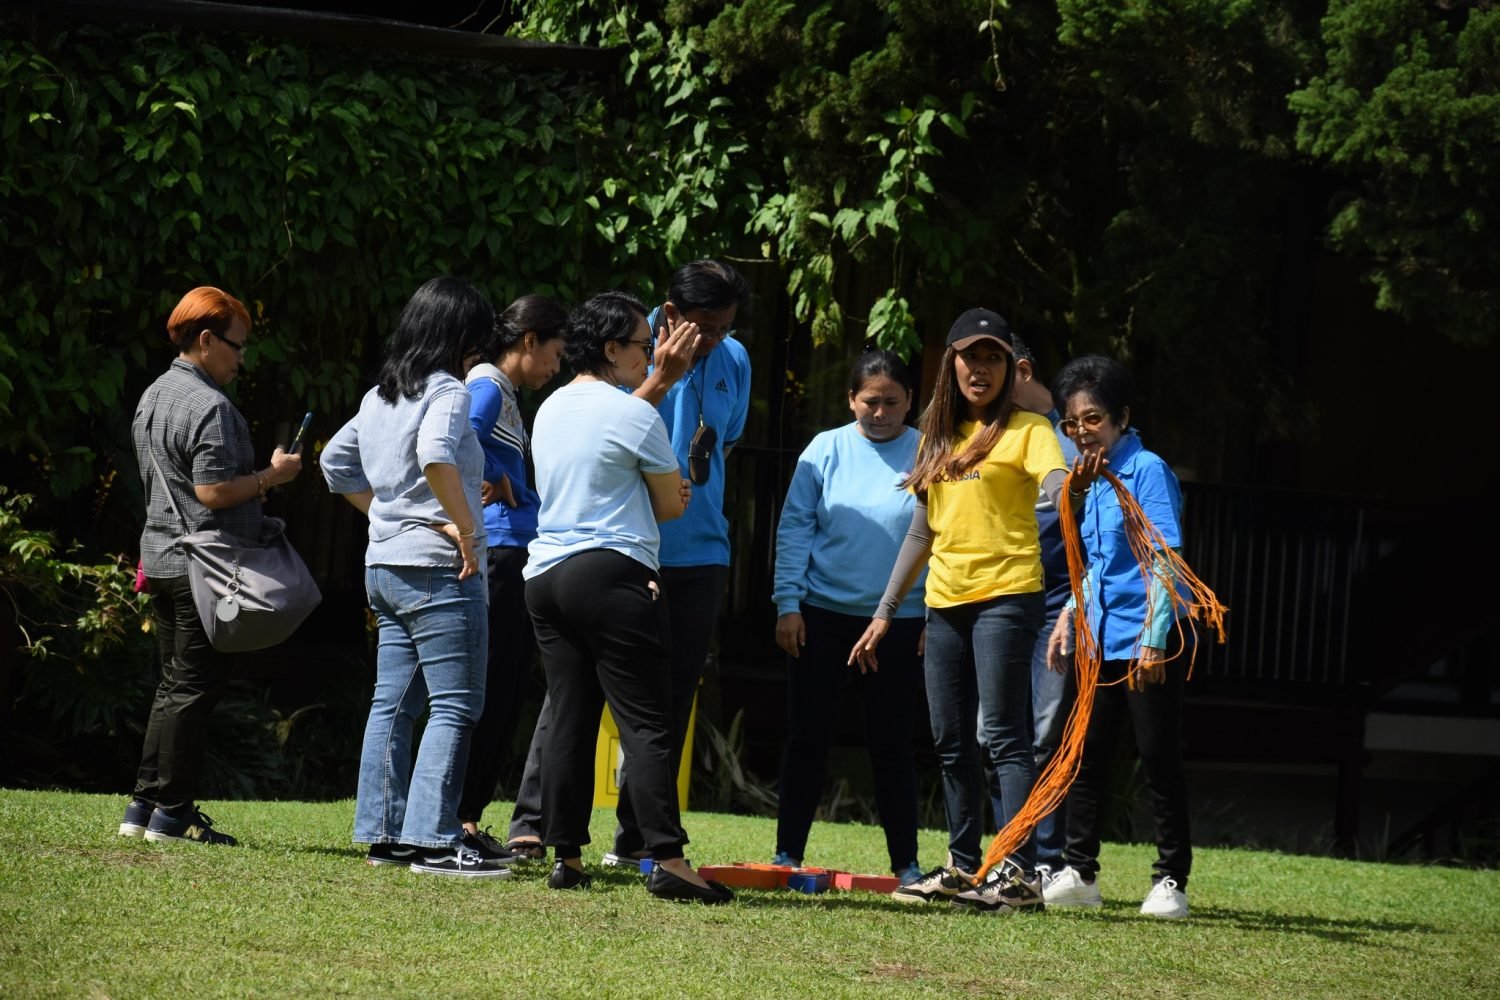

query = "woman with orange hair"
(120, 286), (304, 846)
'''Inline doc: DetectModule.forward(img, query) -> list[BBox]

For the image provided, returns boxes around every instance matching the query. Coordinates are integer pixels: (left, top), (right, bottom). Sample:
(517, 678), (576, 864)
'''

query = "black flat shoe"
(646, 865), (734, 904)
(547, 860), (592, 890)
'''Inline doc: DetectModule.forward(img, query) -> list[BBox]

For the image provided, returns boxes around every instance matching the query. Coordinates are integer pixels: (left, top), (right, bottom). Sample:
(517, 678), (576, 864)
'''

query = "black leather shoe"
(647, 865), (734, 904)
(547, 860), (592, 890)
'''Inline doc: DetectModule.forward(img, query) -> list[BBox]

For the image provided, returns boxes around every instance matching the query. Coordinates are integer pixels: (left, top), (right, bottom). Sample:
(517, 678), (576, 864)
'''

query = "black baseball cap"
(946, 308), (1014, 353)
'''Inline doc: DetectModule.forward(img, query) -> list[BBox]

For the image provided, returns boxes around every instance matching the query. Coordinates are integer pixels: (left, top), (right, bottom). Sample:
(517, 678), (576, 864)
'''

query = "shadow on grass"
(1184, 905), (1439, 942)
(1046, 901), (1439, 943)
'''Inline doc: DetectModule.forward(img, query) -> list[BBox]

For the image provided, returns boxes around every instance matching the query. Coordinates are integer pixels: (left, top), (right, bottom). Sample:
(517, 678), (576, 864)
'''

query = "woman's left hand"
(1066, 450), (1107, 496)
(438, 523), (481, 581)
(1129, 647), (1167, 690)
(678, 478), (692, 511)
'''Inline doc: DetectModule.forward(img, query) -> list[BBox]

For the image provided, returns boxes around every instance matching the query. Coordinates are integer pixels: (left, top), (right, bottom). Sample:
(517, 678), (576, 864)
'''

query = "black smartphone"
(289, 411), (313, 454)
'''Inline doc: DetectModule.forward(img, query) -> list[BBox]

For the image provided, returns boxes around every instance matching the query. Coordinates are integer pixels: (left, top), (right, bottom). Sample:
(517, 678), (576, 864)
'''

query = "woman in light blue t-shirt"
(524, 291), (732, 904)
(770, 349), (927, 885)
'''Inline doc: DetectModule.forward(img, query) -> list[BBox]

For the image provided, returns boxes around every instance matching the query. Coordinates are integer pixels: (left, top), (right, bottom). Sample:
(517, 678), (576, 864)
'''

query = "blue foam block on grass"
(786, 871), (831, 894)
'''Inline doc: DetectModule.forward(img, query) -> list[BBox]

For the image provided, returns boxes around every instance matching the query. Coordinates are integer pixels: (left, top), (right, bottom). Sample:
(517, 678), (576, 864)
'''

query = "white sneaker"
(1140, 877), (1189, 918)
(1041, 866), (1103, 908)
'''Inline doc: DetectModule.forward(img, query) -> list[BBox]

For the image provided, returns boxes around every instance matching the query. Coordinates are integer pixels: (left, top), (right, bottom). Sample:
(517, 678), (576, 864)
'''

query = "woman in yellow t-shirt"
(851, 308), (1100, 914)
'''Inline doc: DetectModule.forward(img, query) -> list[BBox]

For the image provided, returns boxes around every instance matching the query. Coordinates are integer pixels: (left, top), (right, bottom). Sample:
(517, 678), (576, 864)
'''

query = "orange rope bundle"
(975, 469), (1228, 879)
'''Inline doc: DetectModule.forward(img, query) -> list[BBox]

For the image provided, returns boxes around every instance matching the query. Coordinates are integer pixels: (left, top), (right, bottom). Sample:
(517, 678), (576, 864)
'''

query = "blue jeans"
(925, 591), (1044, 874)
(982, 600), (1070, 869)
(355, 565), (487, 849)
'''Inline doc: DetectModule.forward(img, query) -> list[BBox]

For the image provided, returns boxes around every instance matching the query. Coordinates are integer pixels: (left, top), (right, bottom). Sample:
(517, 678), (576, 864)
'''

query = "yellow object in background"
(593, 696), (695, 810)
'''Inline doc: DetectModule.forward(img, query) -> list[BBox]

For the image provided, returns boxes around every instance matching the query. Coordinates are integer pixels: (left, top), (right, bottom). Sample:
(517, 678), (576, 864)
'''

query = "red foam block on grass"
(832, 872), (900, 893)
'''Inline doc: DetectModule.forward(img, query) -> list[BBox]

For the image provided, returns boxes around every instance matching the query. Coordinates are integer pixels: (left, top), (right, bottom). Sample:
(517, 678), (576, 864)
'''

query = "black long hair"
(377, 277), (495, 403)
(848, 347), (913, 396)
(493, 293), (568, 359)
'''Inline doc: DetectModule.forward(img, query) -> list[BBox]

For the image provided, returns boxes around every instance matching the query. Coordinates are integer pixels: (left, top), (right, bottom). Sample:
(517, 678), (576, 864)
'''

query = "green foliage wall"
(1291, 1), (1500, 344)
(518, 0), (1496, 473)
(516, 0), (1321, 468)
(0, 16), (755, 503)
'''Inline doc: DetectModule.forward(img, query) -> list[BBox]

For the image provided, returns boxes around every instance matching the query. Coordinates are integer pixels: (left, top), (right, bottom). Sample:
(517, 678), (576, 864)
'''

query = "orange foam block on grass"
(696, 865), (784, 890)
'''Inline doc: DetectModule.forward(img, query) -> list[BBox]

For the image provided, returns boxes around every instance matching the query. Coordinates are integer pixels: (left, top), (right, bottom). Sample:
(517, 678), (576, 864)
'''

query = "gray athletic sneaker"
(890, 866), (977, 904)
(952, 865), (1045, 915)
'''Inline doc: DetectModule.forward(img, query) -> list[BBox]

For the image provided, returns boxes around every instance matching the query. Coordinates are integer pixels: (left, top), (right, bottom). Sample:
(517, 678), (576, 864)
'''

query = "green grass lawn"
(1, 790), (1495, 999)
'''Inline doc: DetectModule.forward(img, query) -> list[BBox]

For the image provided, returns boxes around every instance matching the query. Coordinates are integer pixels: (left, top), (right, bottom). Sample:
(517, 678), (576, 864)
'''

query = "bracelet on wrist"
(255, 471), (269, 499)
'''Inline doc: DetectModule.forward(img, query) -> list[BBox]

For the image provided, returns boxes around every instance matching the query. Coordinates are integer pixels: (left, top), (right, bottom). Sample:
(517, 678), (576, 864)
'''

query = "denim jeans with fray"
(355, 565), (487, 849)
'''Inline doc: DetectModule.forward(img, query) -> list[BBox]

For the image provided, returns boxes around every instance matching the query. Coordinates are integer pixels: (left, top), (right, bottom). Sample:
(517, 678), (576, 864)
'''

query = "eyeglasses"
(1060, 411), (1109, 436)
(624, 337), (655, 362)
(209, 329), (247, 354)
(696, 325), (735, 340)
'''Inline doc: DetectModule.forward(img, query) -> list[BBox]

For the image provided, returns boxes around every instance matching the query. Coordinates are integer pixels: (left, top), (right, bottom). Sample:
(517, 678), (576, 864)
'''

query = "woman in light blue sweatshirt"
(770, 349), (927, 884)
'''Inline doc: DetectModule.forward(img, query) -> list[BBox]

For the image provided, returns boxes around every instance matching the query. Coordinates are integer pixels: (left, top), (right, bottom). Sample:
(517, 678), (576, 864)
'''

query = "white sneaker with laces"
(1041, 866), (1103, 908)
(1140, 877), (1189, 918)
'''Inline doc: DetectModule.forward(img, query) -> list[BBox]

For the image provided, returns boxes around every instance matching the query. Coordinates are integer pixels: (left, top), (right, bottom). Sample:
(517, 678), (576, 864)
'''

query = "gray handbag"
(147, 449), (321, 652)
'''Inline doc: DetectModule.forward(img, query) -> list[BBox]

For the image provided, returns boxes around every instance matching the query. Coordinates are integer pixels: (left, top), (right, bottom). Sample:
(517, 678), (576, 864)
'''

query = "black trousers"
(457, 545), (536, 824)
(527, 550), (686, 861)
(611, 563), (727, 856)
(133, 574), (230, 813)
(775, 606), (923, 872)
(1063, 656), (1192, 889)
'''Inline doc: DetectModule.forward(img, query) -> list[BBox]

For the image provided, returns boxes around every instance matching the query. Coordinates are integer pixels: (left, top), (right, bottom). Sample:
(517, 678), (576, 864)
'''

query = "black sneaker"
(462, 827), (527, 864)
(547, 860), (593, 890)
(367, 843), (420, 867)
(143, 807), (238, 846)
(951, 865), (1045, 915)
(410, 846), (512, 879)
(118, 799), (153, 838)
(890, 866), (977, 904)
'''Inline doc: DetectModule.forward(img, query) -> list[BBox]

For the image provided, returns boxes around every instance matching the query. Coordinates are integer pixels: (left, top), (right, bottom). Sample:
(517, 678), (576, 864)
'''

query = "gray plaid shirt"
(132, 359), (262, 578)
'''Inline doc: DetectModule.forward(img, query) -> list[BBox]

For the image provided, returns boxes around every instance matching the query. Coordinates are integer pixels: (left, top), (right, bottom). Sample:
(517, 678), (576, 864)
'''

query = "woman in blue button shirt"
(1043, 353), (1194, 919)
(770, 349), (927, 885)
